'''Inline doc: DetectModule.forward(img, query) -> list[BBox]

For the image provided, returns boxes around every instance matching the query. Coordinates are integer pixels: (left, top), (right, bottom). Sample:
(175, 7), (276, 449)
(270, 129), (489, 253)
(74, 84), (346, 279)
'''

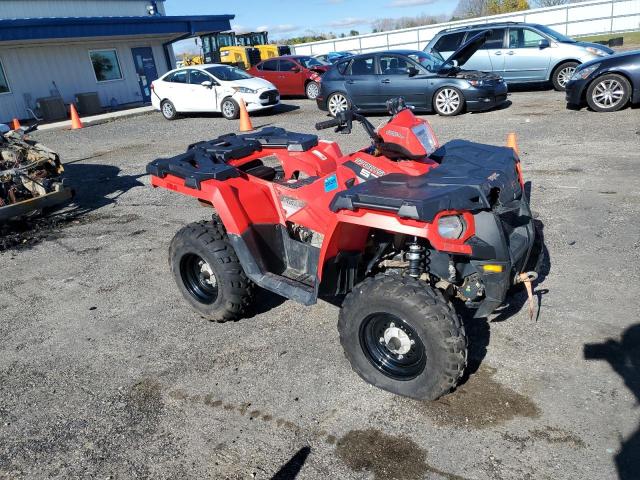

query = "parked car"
(317, 31), (507, 117)
(425, 22), (614, 91)
(313, 51), (355, 64)
(248, 56), (330, 99)
(151, 64), (279, 120)
(565, 50), (640, 112)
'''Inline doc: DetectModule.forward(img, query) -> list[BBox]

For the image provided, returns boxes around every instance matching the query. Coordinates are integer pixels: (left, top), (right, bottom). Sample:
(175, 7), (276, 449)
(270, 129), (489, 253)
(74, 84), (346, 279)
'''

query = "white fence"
(293, 0), (640, 55)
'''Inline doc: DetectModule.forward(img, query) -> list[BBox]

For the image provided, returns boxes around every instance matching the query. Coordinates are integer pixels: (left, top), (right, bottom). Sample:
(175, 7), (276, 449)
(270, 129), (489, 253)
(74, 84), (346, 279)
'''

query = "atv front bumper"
(467, 198), (536, 318)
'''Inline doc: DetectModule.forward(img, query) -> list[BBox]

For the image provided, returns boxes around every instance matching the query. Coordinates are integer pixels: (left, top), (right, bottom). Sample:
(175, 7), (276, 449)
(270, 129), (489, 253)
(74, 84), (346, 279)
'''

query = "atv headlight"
(586, 47), (609, 57)
(571, 63), (600, 81)
(232, 86), (257, 94)
(437, 215), (465, 239)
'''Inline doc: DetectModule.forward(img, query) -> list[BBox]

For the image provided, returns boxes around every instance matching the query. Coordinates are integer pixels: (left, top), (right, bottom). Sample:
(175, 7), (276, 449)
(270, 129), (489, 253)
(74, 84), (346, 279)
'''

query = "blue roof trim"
(0, 15), (234, 42)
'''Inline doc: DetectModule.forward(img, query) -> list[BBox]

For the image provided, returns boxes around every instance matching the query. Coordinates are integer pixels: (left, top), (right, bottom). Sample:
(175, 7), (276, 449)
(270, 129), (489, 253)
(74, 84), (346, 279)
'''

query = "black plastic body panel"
(331, 140), (522, 222)
(228, 224), (320, 306)
(146, 148), (241, 190)
(147, 127), (320, 189)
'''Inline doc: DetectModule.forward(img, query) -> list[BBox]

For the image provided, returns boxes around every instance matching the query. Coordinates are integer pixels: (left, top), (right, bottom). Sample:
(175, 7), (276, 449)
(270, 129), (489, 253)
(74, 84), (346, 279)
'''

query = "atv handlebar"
(315, 118), (342, 131)
(315, 97), (411, 144)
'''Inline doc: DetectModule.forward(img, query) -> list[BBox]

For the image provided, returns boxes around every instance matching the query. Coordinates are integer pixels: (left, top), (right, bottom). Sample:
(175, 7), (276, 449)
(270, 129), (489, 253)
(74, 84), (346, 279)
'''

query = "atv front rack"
(331, 140), (522, 222)
(146, 127), (319, 190)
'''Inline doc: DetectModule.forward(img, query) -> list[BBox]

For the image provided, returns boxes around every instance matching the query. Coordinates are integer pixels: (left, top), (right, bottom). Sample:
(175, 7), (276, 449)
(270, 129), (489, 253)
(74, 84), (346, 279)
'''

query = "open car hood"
(439, 30), (490, 72)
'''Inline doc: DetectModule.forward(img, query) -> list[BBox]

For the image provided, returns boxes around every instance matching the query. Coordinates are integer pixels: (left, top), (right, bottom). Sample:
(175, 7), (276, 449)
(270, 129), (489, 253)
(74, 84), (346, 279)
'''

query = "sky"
(166, 0), (457, 52)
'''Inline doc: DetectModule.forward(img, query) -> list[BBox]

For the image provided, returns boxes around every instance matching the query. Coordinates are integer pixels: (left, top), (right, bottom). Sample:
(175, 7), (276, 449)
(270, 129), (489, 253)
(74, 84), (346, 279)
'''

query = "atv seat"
(242, 127), (318, 152)
(238, 159), (278, 181)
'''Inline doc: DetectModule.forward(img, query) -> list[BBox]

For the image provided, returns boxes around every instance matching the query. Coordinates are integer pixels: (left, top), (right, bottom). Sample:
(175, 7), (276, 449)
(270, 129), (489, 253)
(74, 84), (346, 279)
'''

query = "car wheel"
(586, 73), (631, 112)
(221, 98), (240, 120)
(327, 92), (350, 117)
(305, 81), (320, 100)
(552, 61), (579, 91)
(161, 100), (178, 120)
(433, 87), (464, 116)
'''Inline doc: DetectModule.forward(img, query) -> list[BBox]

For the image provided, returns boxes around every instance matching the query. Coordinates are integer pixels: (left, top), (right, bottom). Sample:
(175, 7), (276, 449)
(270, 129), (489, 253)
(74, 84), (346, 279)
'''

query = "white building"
(0, 0), (233, 122)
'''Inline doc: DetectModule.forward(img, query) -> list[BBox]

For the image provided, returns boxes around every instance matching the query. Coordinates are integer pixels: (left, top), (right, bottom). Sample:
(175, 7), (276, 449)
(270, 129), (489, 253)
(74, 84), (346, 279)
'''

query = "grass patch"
(577, 30), (640, 47)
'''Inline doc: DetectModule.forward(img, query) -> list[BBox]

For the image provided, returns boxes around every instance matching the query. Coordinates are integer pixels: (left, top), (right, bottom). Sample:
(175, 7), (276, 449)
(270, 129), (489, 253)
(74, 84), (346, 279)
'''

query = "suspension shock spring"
(407, 238), (426, 278)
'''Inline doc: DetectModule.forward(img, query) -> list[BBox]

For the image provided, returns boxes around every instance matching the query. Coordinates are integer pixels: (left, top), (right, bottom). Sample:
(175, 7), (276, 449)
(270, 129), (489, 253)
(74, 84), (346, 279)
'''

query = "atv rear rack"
(146, 127), (320, 190)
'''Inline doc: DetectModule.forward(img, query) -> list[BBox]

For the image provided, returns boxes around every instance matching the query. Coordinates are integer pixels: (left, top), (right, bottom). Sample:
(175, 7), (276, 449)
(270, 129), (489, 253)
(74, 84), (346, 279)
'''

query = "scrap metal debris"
(0, 124), (73, 223)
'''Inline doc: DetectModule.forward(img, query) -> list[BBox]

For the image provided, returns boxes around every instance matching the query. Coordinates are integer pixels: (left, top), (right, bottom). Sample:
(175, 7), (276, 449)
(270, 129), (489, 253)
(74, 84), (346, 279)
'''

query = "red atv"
(147, 98), (539, 400)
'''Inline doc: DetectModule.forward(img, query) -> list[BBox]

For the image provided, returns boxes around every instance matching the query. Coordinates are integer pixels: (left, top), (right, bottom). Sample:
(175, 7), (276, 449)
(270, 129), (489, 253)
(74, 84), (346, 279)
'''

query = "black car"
(566, 50), (640, 112)
(316, 31), (508, 117)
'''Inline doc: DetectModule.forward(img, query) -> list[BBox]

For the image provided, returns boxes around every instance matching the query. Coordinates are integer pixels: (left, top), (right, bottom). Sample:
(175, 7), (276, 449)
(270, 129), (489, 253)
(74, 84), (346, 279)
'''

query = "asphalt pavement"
(1, 91), (639, 480)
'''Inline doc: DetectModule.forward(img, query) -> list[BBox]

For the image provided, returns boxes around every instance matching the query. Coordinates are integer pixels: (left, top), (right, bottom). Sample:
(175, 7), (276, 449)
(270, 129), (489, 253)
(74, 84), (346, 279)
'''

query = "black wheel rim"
(180, 253), (219, 304)
(359, 313), (426, 381)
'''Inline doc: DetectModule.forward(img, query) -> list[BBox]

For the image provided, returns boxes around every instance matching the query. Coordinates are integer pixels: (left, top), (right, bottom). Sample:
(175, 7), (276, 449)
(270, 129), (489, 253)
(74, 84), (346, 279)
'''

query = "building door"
(131, 47), (158, 103)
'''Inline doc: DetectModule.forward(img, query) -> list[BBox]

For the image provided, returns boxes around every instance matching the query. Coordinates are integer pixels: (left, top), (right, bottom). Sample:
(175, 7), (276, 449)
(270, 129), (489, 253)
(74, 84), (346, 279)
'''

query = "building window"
(0, 60), (9, 94)
(89, 49), (123, 82)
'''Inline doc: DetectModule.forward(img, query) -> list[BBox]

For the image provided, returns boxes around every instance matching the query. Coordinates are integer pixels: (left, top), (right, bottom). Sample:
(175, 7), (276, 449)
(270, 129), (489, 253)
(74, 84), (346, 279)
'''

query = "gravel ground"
(1, 91), (639, 480)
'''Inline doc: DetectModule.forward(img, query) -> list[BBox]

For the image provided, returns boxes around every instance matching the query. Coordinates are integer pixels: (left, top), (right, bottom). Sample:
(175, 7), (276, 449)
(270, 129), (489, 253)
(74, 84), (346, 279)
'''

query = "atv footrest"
(260, 272), (315, 305)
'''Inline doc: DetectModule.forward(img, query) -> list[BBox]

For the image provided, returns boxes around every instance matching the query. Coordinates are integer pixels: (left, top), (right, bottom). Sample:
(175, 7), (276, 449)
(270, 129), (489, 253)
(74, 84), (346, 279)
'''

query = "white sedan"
(151, 64), (280, 120)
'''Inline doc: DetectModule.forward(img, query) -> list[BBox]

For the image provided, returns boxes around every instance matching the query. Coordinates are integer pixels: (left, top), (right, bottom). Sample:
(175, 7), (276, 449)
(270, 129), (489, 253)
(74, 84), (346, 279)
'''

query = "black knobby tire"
(338, 275), (467, 400)
(169, 218), (254, 322)
(161, 100), (179, 120)
(585, 73), (631, 112)
(552, 61), (579, 91)
(221, 97), (240, 120)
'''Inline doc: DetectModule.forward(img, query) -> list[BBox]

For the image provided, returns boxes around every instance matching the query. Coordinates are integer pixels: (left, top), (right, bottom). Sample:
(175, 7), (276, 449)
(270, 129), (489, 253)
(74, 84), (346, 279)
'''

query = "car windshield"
(407, 52), (445, 72)
(298, 56), (330, 68)
(535, 25), (575, 43)
(205, 65), (253, 81)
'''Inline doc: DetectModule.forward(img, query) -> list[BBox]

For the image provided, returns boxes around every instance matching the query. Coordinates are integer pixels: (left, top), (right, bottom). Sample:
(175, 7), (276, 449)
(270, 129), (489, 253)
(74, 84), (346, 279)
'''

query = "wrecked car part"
(0, 127), (73, 222)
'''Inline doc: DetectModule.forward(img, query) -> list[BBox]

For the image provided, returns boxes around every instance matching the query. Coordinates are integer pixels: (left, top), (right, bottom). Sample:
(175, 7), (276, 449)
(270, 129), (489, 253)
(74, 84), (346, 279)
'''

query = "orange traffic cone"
(238, 98), (253, 132)
(11, 118), (20, 130)
(506, 132), (519, 155)
(70, 104), (84, 130)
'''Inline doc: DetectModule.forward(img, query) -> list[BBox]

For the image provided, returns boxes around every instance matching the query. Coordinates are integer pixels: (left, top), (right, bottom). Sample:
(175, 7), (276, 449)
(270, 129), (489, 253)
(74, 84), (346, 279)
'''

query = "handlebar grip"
(315, 118), (341, 130)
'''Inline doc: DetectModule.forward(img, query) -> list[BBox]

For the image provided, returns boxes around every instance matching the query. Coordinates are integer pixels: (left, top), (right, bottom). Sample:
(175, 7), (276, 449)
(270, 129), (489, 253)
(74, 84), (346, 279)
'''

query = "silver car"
(425, 22), (613, 91)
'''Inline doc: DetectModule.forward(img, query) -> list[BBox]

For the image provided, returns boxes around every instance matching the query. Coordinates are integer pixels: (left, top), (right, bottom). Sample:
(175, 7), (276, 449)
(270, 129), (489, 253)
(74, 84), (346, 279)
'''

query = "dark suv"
(425, 22), (613, 91)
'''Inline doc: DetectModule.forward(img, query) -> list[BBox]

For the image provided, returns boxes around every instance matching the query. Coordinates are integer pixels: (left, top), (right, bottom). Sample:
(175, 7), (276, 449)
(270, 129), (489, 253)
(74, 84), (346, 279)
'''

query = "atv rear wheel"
(169, 218), (254, 322)
(338, 275), (467, 400)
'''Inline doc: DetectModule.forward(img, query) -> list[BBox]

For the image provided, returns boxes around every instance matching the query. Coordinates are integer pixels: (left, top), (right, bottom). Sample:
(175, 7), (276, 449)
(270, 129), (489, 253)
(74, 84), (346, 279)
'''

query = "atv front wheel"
(338, 275), (467, 400)
(169, 218), (254, 322)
